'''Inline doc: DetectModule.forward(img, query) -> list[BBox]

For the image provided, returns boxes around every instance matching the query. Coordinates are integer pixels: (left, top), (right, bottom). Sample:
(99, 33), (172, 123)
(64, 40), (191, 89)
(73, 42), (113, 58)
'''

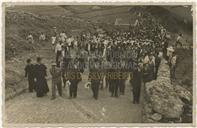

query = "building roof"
(114, 18), (130, 26)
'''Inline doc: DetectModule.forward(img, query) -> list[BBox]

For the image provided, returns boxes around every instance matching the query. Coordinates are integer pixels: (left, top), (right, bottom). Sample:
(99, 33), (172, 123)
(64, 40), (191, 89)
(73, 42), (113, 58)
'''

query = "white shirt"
(67, 37), (74, 46)
(134, 19), (139, 27)
(103, 40), (108, 45)
(158, 52), (163, 58)
(74, 40), (78, 47)
(143, 55), (150, 64)
(60, 33), (67, 42)
(171, 55), (177, 66)
(88, 43), (91, 51)
(39, 34), (46, 41)
(27, 34), (33, 40)
(61, 50), (65, 57)
(102, 47), (107, 58)
(150, 56), (155, 66)
(27, 35), (34, 43)
(51, 37), (56, 44)
(167, 47), (174, 57)
(176, 36), (184, 44)
(55, 43), (62, 53)
(161, 28), (166, 35)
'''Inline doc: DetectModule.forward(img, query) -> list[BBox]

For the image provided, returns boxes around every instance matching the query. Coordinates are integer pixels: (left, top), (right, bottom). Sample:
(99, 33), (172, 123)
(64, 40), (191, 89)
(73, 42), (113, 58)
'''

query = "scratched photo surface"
(4, 5), (193, 124)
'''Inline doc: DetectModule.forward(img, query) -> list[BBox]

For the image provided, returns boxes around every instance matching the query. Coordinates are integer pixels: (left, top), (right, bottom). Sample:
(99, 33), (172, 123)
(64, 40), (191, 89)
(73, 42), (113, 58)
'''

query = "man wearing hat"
(50, 62), (62, 100)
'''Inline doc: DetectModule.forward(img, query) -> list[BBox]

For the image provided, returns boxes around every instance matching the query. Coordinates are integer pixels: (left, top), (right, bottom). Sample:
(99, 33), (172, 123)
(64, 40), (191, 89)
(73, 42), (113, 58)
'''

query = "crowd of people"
(25, 11), (180, 104)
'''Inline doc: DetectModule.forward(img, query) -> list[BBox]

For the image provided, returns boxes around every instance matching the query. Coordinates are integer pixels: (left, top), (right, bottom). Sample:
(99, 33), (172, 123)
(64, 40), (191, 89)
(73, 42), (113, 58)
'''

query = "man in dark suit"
(131, 63), (142, 104)
(25, 59), (35, 92)
(89, 58), (103, 100)
(67, 58), (82, 99)
(110, 59), (120, 98)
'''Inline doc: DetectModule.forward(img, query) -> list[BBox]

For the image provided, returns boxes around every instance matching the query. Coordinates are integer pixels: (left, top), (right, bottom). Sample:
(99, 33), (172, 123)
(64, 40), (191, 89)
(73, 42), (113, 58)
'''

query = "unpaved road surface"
(4, 80), (142, 123)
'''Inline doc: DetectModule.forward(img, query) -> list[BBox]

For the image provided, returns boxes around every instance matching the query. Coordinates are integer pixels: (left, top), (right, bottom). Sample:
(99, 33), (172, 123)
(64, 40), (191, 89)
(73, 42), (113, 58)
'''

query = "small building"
(114, 18), (130, 26)
(114, 18), (134, 30)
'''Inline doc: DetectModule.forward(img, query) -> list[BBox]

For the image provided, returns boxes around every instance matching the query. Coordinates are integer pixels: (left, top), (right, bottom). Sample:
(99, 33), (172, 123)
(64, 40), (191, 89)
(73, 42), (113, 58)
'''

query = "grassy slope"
(5, 6), (95, 59)
(8, 5), (73, 16)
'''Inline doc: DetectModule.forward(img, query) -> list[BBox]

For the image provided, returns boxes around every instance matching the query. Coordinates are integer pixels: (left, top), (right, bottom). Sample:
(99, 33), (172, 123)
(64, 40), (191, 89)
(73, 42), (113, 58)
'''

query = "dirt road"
(4, 78), (142, 123)
(4, 45), (142, 124)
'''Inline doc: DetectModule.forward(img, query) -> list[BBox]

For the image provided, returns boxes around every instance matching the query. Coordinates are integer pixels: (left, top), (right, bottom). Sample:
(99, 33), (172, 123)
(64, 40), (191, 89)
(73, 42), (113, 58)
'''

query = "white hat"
(167, 46), (174, 52)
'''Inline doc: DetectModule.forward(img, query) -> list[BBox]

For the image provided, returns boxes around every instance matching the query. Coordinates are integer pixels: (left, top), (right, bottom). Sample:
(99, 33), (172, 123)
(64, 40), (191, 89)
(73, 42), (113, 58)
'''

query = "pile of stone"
(143, 59), (192, 123)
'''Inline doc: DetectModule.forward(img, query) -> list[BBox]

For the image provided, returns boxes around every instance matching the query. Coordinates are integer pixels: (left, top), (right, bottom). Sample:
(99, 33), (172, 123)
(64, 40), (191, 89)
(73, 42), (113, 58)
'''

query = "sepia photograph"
(2, 2), (195, 127)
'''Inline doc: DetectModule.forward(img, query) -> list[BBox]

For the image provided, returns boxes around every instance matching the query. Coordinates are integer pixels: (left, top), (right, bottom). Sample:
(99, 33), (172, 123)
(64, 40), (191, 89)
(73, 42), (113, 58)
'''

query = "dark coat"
(132, 69), (142, 86)
(25, 64), (35, 80)
(34, 64), (49, 97)
(143, 63), (154, 83)
(66, 62), (82, 85)
(25, 64), (36, 91)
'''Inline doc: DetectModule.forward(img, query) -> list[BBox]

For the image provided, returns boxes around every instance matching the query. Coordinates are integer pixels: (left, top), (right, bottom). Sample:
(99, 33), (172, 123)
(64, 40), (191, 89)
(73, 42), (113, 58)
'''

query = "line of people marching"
(25, 11), (179, 104)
